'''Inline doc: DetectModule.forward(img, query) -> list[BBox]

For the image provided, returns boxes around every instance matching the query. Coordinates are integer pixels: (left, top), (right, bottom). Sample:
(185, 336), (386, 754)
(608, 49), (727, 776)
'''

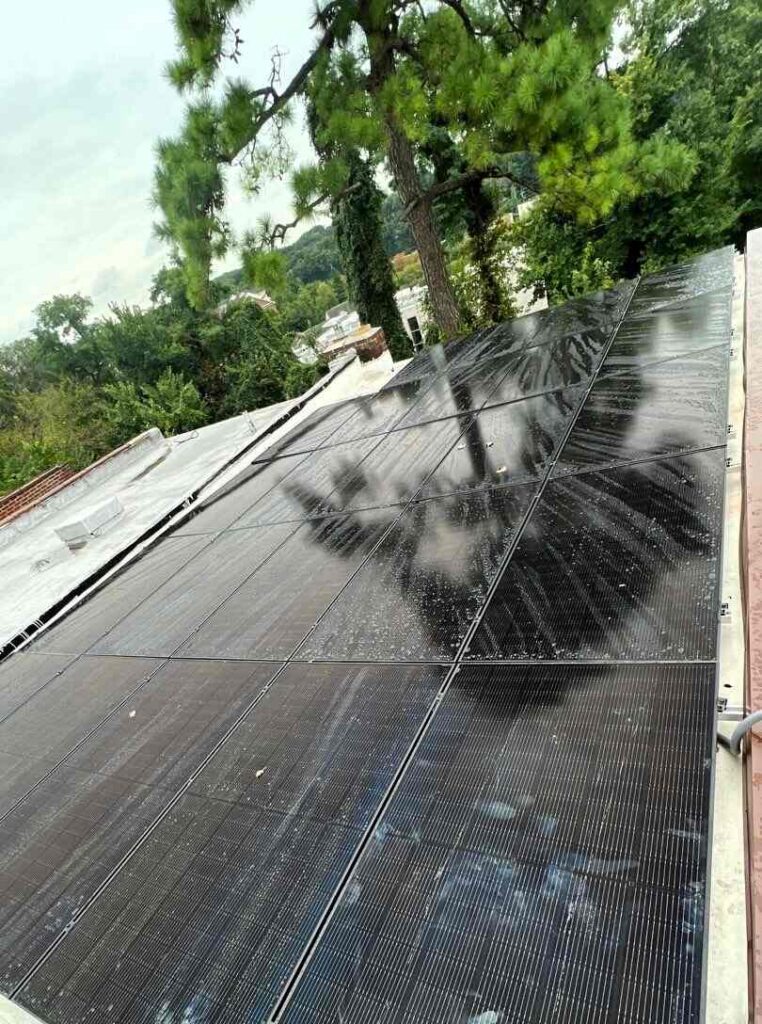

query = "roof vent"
(54, 495), (124, 551)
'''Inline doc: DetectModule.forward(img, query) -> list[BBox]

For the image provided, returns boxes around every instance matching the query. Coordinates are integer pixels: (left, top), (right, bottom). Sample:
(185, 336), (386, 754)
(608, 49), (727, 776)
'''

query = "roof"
(0, 244), (750, 1024)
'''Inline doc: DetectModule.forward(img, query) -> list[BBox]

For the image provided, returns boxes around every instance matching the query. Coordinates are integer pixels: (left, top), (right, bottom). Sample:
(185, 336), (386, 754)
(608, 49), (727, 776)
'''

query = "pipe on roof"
(718, 709), (762, 755)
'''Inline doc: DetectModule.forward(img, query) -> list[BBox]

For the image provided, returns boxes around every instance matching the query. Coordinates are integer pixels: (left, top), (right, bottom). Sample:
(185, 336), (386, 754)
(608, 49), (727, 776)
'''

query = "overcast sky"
(0, 0), (318, 343)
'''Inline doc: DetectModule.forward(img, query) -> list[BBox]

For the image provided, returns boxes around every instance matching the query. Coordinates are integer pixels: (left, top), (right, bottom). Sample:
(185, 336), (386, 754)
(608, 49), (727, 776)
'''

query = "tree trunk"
(463, 179), (504, 324)
(386, 123), (463, 340)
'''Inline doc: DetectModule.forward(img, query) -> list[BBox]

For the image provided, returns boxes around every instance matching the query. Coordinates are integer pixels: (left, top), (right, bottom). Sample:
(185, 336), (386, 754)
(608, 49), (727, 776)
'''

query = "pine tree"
(154, 0), (694, 339)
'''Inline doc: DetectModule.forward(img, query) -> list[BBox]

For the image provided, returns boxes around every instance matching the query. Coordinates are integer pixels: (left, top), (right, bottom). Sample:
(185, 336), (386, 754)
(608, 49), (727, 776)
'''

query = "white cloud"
(0, 0), (320, 343)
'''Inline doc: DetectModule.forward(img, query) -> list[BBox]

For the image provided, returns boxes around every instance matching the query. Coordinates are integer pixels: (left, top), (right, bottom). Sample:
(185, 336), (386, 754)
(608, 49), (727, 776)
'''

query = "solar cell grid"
(280, 662), (714, 1024)
(0, 659), (279, 990)
(297, 481), (539, 662)
(173, 454), (312, 536)
(0, 247), (734, 1024)
(28, 535), (211, 655)
(0, 656), (161, 818)
(467, 448), (725, 661)
(554, 344), (729, 477)
(90, 522), (297, 658)
(0, 653), (72, 723)
(420, 385), (585, 496)
(17, 664), (447, 1023)
(177, 510), (395, 661)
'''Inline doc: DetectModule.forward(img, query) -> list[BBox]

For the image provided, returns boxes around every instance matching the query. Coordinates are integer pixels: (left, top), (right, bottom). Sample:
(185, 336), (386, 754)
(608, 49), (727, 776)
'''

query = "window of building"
(407, 315), (424, 350)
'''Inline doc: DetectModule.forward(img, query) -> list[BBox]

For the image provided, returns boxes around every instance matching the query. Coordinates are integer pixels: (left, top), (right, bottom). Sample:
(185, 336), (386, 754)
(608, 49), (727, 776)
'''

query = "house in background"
(214, 289), (277, 317)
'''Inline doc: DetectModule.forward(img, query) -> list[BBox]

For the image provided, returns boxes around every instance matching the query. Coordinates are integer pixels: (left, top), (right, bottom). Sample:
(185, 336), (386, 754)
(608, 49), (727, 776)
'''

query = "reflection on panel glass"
(283, 662), (714, 1024)
(469, 449), (725, 661)
(178, 512), (394, 660)
(422, 386), (584, 495)
(299, 483), (538, 661)
(555, 345), (728, 476)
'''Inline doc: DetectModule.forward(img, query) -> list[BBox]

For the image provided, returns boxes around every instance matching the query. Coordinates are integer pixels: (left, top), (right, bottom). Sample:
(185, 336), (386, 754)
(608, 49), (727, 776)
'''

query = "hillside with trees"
(0, 0), (758, 497)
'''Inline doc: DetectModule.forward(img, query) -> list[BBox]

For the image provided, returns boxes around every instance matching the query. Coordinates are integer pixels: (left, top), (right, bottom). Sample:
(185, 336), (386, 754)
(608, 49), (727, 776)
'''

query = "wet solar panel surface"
(0, 247), (734, 1023)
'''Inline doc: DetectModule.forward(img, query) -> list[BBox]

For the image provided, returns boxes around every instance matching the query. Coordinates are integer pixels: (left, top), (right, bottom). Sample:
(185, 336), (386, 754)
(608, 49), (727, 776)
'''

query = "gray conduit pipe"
(718, 709), (762, 755)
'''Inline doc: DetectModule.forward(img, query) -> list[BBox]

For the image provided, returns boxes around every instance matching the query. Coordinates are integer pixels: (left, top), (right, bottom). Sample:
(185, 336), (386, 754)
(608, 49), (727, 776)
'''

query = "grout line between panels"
(265, 274), (643, 1023)
(549, 442), (729, 485)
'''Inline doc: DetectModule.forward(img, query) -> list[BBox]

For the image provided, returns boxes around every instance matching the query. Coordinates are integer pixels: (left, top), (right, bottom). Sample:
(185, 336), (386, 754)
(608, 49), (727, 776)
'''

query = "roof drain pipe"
(718, 710), (762, 755)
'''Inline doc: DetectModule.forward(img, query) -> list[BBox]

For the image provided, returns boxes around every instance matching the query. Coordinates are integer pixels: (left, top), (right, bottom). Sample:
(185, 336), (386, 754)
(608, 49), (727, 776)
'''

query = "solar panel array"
(0, 246), (733, 1024)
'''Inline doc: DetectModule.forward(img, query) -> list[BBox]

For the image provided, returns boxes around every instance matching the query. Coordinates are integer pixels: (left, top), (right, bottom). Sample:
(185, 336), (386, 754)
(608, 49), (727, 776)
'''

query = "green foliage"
(0, 277), (326, 496)
(0, 382), (110, 494)
(449, 218), (518, 327)
(335, 157), (412, 360)
(513, 211), (616, 303)
(102, 370), (208, 443)
(220, 302), (323, 412)
(517, 0), (761, 295)
(153, 102), (229, 309)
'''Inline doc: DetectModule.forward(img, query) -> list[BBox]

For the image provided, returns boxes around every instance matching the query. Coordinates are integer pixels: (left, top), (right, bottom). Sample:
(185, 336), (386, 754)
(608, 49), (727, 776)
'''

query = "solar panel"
(15, 664), (447, 1023)
(0, 247), (734, 1024)
(554, 345), (729, 478)
(176, 512), (397, 661)
(0, 653), (72, 722)
(0, 659), (280, 989)
(282, 662), (714, 1024)
(91, 524), (297, 658)
(173, 455), (313, 536)
(0, 656), (162, 817)
(420, 386), (584, 496)
(297, 483), (539, 662)
(467, 448), (725, 661)
(257, 381), (437, 459)
(30, 536), (210, 655)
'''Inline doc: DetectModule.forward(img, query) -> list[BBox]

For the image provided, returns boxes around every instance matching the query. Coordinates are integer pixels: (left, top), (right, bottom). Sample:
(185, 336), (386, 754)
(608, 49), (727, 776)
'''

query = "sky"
(0, 0), (318, 343)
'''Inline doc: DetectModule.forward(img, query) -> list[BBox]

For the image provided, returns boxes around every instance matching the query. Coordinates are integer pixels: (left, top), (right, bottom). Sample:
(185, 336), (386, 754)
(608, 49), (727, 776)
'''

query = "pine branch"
(404, 166), (538, 216)
(260, 182), (361, 248)
(439, 0), (477, 38)
(220, 25), (338, 162)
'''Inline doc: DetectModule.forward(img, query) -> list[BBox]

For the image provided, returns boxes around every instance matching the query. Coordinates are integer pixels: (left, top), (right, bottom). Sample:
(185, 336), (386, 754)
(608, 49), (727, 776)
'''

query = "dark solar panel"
(91, 524), (297, 658)
(0, 652), (72, 722)
(233, 436), (385, 526)
(297, 483), (539, 662)
(29, 536), (210, 655)
(624, 247), (733, 317)
(325, 416), (471, 514)
(258, 381), (436, 459)
(0, 656), (162, 817)
(420, 386), (584, 496)
(467, 448), (725, 661)
(0, 247), (733, 1024)
(458, 281), (634, 368)
(281, 662), (714, 1024)
(173, 454), (312, 536)
(0, 659), (280, 989)
(177, 512), (395, 661)
(554, 345), (729, 477)
(16, 663), (447, 1023)
(258, 399), (360, 459)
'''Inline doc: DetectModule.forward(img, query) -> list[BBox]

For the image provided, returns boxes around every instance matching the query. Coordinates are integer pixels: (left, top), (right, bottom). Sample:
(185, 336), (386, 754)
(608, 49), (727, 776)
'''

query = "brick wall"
(0, 466), (76, 525)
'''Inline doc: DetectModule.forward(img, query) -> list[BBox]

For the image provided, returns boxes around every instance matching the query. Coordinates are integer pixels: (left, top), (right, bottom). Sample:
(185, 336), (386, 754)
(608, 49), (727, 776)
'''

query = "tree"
(334, 156), (412, 359)
(155, 0), (693, 340)
(103, 370), (209, 443)
(517, 0), (761, 298)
